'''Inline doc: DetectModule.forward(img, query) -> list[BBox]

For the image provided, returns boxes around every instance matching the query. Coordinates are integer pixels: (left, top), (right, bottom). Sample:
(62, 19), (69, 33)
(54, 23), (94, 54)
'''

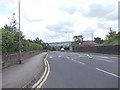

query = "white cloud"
(0, 0), (119, 42)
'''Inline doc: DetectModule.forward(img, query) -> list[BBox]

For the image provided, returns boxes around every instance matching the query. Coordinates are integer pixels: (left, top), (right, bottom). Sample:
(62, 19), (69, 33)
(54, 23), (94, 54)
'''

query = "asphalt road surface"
(42, 51), (119, 88)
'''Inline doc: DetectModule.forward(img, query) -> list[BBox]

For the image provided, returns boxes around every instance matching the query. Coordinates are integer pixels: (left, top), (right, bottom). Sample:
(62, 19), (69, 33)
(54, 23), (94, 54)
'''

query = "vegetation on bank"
(102, 28), (120, 45)
(72, 27), (120, 46)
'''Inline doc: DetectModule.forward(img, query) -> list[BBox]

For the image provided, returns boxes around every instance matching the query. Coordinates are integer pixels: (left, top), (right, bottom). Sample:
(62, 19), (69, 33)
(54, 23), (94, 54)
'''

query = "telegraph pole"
(18, 0), (22, 64)
(91, 32), (94, 42)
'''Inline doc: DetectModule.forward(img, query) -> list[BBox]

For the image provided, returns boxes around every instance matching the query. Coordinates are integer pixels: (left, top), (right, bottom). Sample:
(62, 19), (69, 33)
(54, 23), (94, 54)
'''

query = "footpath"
(2, 52), (47, 88)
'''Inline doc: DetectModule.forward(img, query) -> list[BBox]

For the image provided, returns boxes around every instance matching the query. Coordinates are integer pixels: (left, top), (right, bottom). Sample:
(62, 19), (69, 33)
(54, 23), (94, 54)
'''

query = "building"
(79, 41), (98, 46)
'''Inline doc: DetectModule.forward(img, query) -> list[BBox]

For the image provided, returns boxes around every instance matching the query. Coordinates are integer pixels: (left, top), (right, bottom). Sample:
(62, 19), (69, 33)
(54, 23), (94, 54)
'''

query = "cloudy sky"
(0, 0), (119, 43)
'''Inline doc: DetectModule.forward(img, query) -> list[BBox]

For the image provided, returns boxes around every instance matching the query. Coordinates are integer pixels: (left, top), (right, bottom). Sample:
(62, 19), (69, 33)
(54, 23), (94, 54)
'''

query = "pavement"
(42, 51), (119, 88)
(2, 52), (47, 88)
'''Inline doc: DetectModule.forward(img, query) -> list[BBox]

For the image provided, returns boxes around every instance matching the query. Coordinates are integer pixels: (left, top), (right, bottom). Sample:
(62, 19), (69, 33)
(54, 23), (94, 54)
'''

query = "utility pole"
(91, 32), (94, 42)
(18, 0), (22, 64)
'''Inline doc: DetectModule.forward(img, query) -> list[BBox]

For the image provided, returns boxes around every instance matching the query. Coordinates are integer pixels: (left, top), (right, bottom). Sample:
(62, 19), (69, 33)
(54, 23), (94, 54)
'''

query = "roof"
(80, 41), (97, 45)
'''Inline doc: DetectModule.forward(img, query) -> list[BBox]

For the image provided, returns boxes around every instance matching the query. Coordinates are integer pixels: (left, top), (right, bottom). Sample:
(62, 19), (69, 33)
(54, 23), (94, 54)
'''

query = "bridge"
(49, 41), (73, 50)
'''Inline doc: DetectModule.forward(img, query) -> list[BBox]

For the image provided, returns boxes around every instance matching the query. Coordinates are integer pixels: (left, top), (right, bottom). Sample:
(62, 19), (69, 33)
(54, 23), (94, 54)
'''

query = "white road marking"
(94, 56), (109, 59)
(73, 56), (81, 60)
(110, 57), (118, 59)
(71, 59), (85, 65)
(86, 55), (114, 62)
(87, 54), (92, 58)
(49, 56), (53, 58)
(77, 61), (85, 64)
(96, 68), (120, 78)
(58, 56), (61, 58)
(100, 57), (109, 59)
(92, 55), (118, 59)
(67, 57), (70, 59)
(96, 58), (114, 62)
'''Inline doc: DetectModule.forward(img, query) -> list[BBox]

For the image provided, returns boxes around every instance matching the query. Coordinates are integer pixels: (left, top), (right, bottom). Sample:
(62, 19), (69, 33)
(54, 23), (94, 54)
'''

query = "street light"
(18, 0), (22, 64)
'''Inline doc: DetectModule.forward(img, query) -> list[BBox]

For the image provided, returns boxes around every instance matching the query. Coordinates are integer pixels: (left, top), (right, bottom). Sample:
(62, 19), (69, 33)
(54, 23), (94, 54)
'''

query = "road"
(42, 51), (119, 88)
(2, 53), (46, 88)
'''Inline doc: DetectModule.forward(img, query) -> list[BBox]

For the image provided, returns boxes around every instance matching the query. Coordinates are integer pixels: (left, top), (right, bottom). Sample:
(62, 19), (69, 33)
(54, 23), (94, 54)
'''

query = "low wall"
(2, 50), (44, 68)
(71, 45), (120, 55)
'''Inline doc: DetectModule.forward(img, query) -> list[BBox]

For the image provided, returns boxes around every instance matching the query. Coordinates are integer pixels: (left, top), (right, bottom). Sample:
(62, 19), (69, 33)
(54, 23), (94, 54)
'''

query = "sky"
(0, 0), (119, 43)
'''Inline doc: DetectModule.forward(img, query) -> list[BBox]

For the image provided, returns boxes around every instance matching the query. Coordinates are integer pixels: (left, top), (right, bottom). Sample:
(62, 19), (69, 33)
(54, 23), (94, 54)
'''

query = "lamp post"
(65, 32), (70, 50)
(18, 0), (22, 64)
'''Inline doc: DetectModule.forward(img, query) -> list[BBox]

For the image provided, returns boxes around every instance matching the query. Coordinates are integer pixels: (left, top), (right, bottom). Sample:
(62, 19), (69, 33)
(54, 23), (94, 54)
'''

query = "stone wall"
(70, 45), (120, 55)
(2, 50), (44, 68)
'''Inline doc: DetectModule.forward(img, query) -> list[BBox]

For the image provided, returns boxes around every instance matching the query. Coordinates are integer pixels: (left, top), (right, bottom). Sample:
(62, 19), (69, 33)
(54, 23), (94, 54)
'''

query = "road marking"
(94, 56), (109, 59)
(32, 54), (48, 89)
(110, 57), (118, 59)
(71, 59), (85, 65)
(96, 58), (114, 62)
(37, 59), (50, 88)
(96, 68), (120, 78)
(49, 56), (53, 58)
(99, 57), (109, 59)
(67, 57), (70, 59)
(58, 56), (61, 58)
(32, 54), (50, 89)
(87, 54), (92, 58)
(76, 61), (85, 64)
(86, 55), (114, 62)
(73, 57), (81, 60)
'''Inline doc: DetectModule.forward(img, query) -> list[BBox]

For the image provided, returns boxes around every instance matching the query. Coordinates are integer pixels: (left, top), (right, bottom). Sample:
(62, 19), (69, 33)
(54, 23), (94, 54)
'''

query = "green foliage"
(102, 29), (120, 45)
(51, 47), (56, 51)
(0, 30), (2, 54)
(2, 28), (14, 53)
(33, 37), (42, 44)
(106, 27), (116, 40)
(73, 35), (83, 44)
(1, 24), (45, 54)
(48, 46), (56, 51)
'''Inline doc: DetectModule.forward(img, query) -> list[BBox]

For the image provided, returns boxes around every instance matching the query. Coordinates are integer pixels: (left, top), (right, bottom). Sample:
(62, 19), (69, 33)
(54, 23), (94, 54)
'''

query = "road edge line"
(32, 54), (48, 89)
(37, 59), (50, 88)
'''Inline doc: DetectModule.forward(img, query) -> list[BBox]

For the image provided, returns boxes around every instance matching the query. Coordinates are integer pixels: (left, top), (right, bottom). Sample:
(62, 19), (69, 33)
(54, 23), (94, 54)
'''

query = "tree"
(101, 28), (119, 45)
(106, 27), (116, 39)
(51, 47), (56, 51)
(2, 28), (14, 53)
(7, 13), (17, 34)
(73, 35), (83, 44)
(1, 14), (46, 54)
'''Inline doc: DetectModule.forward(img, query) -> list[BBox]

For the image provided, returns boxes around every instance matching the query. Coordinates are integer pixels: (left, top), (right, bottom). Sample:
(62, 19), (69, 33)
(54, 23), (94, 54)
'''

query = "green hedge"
(1, 27), (44, 54)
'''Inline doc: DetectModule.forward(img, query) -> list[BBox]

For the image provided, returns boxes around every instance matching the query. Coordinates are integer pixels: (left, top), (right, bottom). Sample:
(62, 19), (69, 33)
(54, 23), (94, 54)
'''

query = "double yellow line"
(32, 54), (50, 89)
